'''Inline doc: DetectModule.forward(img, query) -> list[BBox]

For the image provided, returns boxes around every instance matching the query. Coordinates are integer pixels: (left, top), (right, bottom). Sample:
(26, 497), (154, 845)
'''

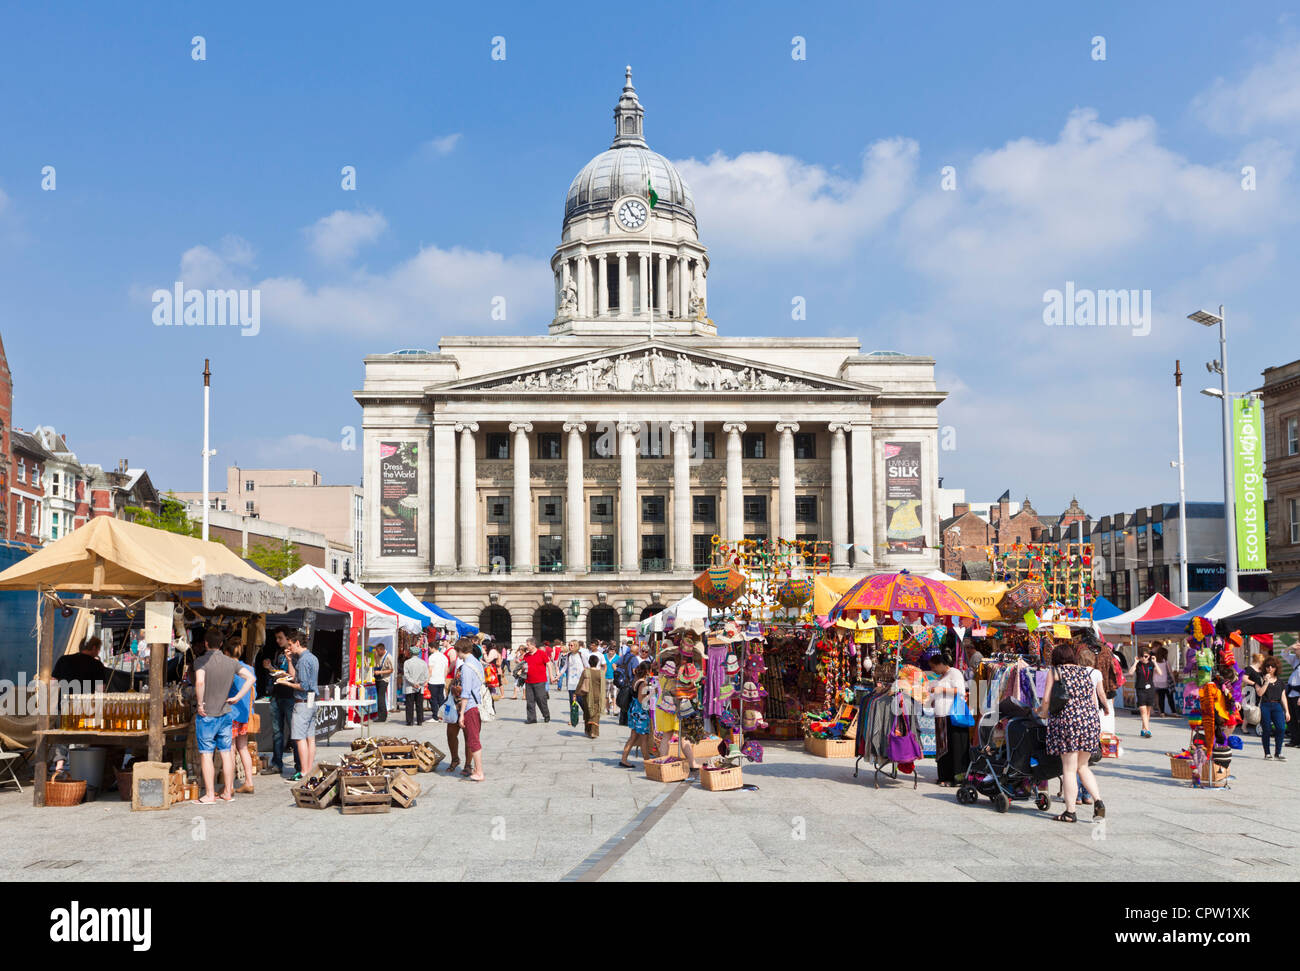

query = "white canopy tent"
(639, 595), (710, 635)
(397, 587), (457, 634)
(344, 581), (421, 634)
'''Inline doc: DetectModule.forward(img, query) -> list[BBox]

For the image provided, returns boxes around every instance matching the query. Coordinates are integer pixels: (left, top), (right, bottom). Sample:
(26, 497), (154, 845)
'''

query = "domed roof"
(564, 68), (696, 226)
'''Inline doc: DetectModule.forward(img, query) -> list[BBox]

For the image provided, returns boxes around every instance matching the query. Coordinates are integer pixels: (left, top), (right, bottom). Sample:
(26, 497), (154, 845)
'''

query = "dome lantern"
(611, 65), (647, 149)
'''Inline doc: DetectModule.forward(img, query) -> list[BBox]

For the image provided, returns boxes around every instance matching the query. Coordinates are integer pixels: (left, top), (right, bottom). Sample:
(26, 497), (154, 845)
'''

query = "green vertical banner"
(1233, 397), (1267, 572)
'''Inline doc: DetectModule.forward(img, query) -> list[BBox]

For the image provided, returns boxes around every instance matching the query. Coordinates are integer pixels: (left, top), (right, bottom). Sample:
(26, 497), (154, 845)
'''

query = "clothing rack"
(853, 684), (919, 790)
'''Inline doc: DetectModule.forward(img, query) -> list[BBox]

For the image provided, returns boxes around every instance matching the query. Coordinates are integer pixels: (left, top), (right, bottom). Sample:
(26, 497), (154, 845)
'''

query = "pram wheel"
(956, 785), (977, 805)
(993, 792), (1010, 814)
(1035, 792), (1051, 812)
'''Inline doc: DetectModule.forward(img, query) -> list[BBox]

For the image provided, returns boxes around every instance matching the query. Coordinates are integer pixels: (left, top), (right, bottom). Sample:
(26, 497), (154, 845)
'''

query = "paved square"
(2, 696), (1297, 882)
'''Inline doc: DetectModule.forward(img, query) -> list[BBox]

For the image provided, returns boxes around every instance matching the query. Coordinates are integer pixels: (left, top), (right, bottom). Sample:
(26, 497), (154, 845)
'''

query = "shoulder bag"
(888, 708), (924, 764)
(1048, 666), (1070, 716)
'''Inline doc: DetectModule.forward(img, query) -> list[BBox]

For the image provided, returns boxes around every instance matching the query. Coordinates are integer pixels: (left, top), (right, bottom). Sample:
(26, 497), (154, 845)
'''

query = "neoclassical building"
(356, 69), (946, 646)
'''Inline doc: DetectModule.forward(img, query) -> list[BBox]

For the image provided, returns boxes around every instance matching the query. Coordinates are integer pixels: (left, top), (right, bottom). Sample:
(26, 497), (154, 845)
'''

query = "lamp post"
(1173, 361), (1189, 607)
(1187, 306), (1236, 593)
(201, 359), (216, 542)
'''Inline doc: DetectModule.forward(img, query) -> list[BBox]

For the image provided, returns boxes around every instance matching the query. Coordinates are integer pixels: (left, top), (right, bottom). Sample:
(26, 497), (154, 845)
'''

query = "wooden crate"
(378, 744), (420, 771)
(292, 767), (339, 810)
(804, 735), (856, 759)
(699, 763), (743, 791)
(339, 774), (391, 814)
(389, 772), (422, 808)
(644, 757), (688, 783)
(414, 744), (445, 772)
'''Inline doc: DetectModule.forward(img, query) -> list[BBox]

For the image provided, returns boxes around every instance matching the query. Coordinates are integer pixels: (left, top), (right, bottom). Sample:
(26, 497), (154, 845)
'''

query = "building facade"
(1093, 501), (1271, 610)
(1260, 359), (1300, 595)
(175, 466), (363, 578)
(9, 430), (47, 546)
(355, 70), (947, 646)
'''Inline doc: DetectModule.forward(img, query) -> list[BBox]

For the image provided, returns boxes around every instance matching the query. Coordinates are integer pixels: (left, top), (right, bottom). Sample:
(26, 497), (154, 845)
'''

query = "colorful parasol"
(774, 577), (815, 608)
(827, 570), (978, 624)
(997, 580), (1047, 622)
(692, 566), (747, 609)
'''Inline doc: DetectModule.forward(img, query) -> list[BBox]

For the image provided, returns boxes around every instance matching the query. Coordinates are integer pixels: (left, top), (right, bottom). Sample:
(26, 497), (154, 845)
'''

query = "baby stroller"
(956, 699), (1062, 814)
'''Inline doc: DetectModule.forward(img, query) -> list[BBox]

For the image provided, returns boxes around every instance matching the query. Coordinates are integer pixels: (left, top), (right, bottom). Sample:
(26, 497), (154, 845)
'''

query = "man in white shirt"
(1284, 648), (1300, 748)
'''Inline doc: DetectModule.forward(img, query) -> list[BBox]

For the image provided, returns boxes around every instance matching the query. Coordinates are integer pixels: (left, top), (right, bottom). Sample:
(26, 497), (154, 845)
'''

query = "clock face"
(616, 198), (648, 230)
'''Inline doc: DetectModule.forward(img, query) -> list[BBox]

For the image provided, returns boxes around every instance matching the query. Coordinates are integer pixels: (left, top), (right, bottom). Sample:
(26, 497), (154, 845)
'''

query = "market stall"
(1214, 584), (1300, 636)
(0, 517), (321, 806)
(421, 600), (478, 637)
(283, 566), (401, 720)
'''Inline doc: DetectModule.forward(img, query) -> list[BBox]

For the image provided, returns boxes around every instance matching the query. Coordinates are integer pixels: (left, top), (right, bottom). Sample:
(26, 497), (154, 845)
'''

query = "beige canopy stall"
(0, 517), (321, 806)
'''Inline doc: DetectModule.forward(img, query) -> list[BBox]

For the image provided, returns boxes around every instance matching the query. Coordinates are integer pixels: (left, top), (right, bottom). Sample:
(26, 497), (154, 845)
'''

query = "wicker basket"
(804, 735), (856, 759)
(1168, 755), (1229, 784)
(644, 757), (689, 783)
(699, 763), (743, 791)
(45, 771), (87, 807)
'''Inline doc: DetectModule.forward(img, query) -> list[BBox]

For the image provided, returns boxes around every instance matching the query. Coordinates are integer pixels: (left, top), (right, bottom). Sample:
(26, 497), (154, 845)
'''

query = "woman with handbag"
(1037, 642), (1109, 823)
(1241, 652), (1266, 737)
(928, 652), (971, 787)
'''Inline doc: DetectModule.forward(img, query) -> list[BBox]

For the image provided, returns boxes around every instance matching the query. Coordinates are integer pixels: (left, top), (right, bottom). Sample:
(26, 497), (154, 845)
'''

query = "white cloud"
(425, 133), (462, 156)
(178, 235), (254, 289)
(169, 230), (552, 337)
(1193, 41), (1300, 134)
(673, 137), (917, 259)
(898, 109), (1289, 304)
(0, 186), (9, 215)
(304, 209), (387, 264)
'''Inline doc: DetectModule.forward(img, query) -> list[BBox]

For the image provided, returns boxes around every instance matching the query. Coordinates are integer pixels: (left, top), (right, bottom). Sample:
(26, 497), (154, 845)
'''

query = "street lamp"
(1186, 305), (1236, 592)
(1172, 362), (1189, 607)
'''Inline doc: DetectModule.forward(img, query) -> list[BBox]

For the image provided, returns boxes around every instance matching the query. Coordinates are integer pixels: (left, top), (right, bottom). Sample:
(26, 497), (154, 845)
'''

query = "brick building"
(0, 335), (11, 539)
(1260, 358), (1300, 595)
(940, 495), (1092, 578)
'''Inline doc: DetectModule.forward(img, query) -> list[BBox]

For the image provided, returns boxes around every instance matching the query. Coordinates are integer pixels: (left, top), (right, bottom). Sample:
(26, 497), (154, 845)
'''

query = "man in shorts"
(193, 628), (255, 803)
(454, 638), (486, 782)
(280, 629), (318, 782)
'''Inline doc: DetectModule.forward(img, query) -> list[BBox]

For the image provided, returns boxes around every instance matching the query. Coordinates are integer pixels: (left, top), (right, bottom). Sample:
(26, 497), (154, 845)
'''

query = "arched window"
(587, 604), (619, 644)
(533, 604), (566, 644)
(478, 605), (512, 647)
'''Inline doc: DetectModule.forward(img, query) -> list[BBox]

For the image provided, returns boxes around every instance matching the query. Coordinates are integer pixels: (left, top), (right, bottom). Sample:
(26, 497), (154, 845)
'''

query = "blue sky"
(1, 1), (1297, 519)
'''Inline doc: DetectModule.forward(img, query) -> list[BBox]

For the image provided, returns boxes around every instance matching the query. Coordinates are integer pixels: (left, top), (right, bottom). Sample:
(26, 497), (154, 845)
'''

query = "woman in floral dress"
(1038, 642), (1110, 823)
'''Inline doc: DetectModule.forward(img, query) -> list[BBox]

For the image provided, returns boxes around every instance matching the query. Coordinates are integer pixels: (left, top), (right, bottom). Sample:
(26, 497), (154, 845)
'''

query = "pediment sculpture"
(468, 349), (834, 393)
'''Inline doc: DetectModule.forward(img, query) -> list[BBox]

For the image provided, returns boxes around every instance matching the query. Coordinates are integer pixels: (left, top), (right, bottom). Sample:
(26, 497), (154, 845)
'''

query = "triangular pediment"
(433, 340), (875, 394)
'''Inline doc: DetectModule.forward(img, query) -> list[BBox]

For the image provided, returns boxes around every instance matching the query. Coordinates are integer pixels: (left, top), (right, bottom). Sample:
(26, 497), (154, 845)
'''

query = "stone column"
(671, 420), (692, 571)
(723, 422), (746, 543)
(618, 422), (640, 571)
(432, 422), (457, 571)
(657, 254), (668, 315)
(849, 423), (873, 569)
(776, 422), (799, 541)
(576, 253), (589, 317)
(638, 254), (649, 316)
(828, 423), (849, 568)
(510, 422), (533, 572)
(456, 421), (479, 573)
(618, 252), (629, 319)
(564, 422), (587, 573)
(597, 254), (608, 316)
(676, 257), (687, 318)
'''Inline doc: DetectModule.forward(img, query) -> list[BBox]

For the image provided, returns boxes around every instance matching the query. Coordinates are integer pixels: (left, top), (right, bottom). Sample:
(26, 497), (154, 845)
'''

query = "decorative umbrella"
(997, 580), (1047, 622)
(827, 570), (978, 624)
(693, 566), (747, 609)
(774, 577), (815, 609)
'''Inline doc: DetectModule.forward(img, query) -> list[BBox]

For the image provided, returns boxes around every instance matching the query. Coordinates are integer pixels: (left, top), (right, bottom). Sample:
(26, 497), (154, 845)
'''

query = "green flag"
(646, 170), (658, 208)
